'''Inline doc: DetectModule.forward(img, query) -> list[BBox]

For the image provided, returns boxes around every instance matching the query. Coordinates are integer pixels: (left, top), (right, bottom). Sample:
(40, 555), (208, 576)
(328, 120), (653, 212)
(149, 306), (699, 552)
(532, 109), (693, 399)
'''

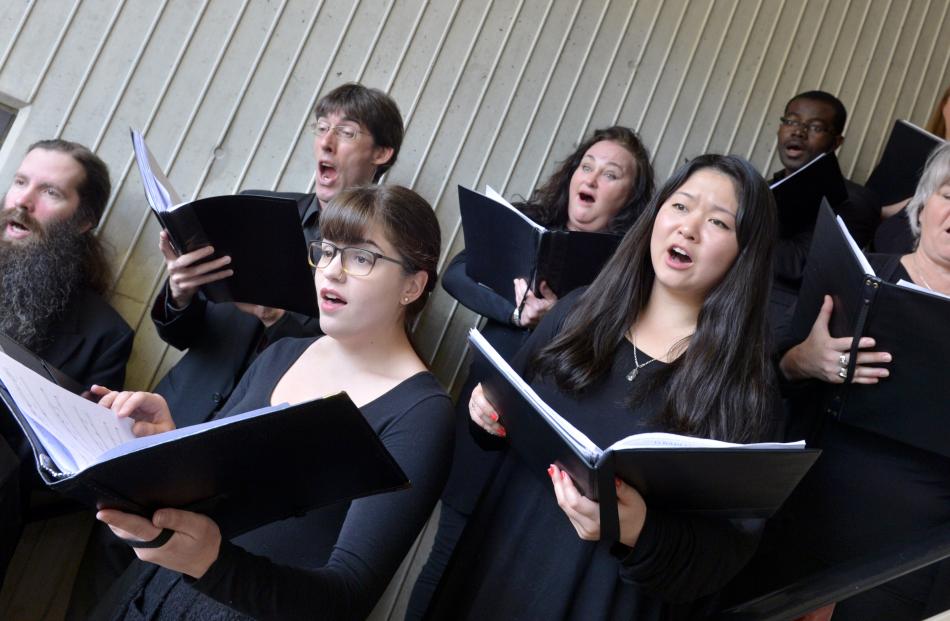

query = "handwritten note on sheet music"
(0, 352), (135, 473)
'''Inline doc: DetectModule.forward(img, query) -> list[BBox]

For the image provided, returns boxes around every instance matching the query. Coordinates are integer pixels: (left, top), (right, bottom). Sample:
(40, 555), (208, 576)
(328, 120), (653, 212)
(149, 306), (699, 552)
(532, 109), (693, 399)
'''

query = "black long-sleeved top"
(427, 291), (771, 621)
(151, 191), (322, 427)
(439, 250), (531, 512)
(99, 337), (454, 621)
(745, 255), (950, 620)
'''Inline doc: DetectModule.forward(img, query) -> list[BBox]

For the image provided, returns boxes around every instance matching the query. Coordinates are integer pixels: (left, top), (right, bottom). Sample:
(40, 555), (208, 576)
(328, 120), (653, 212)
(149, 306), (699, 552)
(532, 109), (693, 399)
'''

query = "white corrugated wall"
(1, 0), (948, 617)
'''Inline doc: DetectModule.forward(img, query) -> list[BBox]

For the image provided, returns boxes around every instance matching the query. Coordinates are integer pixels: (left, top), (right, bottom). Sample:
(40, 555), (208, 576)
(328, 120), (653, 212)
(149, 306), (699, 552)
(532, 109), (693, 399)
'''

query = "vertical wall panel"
(1, 0), (949, 615)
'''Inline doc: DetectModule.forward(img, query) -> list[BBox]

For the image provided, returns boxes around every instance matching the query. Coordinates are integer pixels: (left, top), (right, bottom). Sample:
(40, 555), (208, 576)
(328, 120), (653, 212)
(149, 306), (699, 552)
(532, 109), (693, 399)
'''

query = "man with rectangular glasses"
(149, 83), (404, 428)
(768, 90), (880, 345)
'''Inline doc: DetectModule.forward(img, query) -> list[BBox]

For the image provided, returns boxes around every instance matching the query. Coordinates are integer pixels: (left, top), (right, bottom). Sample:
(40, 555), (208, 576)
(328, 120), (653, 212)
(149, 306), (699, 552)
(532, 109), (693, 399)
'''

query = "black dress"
(747, 254), (950, 619)
(94, 337), (453, 621)
(405, 249), (532, 618)
(426, 292), (769, 621)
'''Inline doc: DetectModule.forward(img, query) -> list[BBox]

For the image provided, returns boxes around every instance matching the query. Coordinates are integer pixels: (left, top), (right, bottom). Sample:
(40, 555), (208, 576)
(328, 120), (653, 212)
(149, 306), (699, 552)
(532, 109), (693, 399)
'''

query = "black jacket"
(151, 191), (322, 427)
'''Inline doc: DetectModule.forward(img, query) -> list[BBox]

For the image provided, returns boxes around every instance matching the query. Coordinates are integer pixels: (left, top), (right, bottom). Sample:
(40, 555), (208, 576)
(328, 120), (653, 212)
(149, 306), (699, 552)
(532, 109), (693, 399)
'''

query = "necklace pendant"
(626, 368), (639, 382)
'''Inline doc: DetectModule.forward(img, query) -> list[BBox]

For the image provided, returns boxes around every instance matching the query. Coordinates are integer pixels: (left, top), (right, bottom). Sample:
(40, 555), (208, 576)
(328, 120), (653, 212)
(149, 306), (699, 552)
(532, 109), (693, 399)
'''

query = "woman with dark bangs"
(88, 186), (452, 621)
(407, 126), (655, 618)
(426, 155), (780, 620)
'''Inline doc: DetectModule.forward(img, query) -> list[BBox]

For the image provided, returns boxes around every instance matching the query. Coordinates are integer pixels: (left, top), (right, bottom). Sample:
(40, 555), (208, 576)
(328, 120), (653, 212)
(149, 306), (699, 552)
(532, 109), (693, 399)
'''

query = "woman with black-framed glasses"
(88, 186), (453, 620)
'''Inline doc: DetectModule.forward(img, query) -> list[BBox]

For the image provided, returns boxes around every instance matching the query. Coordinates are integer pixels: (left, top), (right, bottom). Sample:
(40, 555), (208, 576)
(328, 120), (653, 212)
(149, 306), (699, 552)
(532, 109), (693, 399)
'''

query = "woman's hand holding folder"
(89, 385), (177, 437)
(780, 296), (892, 384)
(97, 506), (222, 579)
(549, 464), (647, 548)
(469, 383), (506, 437)
(512, 278), (558, 328)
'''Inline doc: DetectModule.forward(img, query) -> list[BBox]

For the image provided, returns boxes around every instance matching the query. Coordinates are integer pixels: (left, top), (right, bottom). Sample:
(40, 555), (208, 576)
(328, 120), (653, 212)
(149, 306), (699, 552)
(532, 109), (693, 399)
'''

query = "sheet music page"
(468, 329), (601, 462)
(0, 352), (135, 474)
(130, 128), (182, 212)
(607, 432), (805, 452)
(896, 278), (950, 300)
(836, 215), (875, 276)
(768, 151), (826, 190)
(483, 185), (546, 232)
(96, 400), (291, 462)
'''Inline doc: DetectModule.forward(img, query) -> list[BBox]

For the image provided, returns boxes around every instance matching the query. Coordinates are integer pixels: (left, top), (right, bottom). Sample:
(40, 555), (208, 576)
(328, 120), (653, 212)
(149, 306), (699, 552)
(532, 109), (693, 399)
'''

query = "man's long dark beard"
(0, 217), (90, 352)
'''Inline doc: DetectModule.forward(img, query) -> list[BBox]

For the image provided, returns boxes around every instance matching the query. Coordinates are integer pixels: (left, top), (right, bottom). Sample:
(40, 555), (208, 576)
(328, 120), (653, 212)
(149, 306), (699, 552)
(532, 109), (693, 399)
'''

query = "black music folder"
(789, 202), (950, 456)
(865, 120), (946, 206)
(0, 351), (408, 538)
(770, 152), (848, 239)
(468, 330), (819, 540)
(458, 185), (621, 305)
(131, 129), (318, 316)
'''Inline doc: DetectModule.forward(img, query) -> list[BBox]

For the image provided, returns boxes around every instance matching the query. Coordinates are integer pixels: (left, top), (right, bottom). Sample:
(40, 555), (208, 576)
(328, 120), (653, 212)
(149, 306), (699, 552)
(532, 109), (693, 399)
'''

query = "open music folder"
(131, 128), (318, 316)
(789, 202), (950, 457)
(770, 151), (848, 239)
(458, 185), (621, 305)
(468, 330), (820, 540)
(865, 119), (946, 206)
(0, 350), (408, 538)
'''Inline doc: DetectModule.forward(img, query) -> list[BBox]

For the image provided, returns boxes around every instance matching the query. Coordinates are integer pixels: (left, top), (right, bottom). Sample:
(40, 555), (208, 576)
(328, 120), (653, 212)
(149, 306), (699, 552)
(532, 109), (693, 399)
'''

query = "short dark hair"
(314, 83), (404, 181)
(319, 185), (440, 331)
(531, 154), (777, 442)
(787, 90), (847, 135)
(26, 139), (111, 229)
(520, 126), (655, 234)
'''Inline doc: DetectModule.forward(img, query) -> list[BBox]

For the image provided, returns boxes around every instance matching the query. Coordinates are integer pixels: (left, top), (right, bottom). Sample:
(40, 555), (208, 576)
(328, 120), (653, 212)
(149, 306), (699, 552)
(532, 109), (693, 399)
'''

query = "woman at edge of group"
(406, 126), (655, 618)
(88, 185), (453, 621)
(425, 154), (780, 620)
(875, 83), (950, 251)
(760, 142), (950, 620)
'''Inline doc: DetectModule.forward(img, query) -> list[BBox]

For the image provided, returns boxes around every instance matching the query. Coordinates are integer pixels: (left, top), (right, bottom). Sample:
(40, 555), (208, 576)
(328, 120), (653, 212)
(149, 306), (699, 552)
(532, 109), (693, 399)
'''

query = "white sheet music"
(836, 215), (875, 276)
(896, 278), (950, 301)
(483, 185), (546, 232)
(130, 128), (182, 212)
(468, 329), (807, 462)
(0, 352), (135, 474)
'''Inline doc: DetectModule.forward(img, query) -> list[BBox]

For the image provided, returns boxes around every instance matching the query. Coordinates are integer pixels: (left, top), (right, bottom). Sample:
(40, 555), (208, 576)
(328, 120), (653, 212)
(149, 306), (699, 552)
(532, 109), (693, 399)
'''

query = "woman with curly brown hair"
(406, 126), (655, 619)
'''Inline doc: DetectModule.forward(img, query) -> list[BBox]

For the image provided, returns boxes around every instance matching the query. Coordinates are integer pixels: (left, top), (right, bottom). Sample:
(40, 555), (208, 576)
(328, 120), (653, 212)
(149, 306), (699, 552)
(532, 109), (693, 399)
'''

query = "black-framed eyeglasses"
(779, 117), (833, 136)
(308, 240), (404, 276)
(313, 121), (362, 142)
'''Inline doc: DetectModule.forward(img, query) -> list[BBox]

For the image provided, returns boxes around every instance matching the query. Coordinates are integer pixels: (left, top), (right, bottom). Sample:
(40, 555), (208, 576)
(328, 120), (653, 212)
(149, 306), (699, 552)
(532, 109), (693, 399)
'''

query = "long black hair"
(518, 126), (655, 234)
(529, 154), (777, 442)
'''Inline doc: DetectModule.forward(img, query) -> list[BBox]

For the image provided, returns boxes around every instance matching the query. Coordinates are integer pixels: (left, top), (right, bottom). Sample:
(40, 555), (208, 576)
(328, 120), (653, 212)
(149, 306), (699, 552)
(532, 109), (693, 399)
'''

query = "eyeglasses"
(313, 121), (362, 143)
(308, 240), (404, 276)
(779, 117), (834, 136)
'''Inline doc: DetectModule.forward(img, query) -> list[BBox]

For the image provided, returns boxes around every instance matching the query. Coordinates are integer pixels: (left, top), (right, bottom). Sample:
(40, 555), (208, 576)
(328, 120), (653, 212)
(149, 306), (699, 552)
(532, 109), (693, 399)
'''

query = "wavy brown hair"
(517, 126), (655, 234)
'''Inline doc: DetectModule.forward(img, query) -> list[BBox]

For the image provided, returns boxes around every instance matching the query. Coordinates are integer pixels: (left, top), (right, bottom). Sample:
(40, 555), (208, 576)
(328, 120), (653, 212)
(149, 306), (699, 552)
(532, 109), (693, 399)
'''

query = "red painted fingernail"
(489, 412), (499, 422)
(497, 427), (507, 437)
(615, 477), (622, 489)
(547, 466), (554, 477)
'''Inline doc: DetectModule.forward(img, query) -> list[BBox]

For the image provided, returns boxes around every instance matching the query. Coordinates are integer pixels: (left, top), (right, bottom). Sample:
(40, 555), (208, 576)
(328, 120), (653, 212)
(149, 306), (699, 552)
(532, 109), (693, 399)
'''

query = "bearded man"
(0, 139), (132, 390)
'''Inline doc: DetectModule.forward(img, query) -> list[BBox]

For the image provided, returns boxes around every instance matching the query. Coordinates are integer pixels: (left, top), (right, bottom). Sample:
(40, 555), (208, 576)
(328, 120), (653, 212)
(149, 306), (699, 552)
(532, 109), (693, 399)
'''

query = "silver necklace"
(914, 254), (936, 291)
(626, 332), (657, 382)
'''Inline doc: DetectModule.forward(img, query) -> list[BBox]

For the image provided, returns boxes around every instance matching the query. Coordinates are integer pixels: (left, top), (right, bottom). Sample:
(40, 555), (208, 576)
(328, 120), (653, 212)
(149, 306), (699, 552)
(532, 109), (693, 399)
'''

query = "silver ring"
(837, 367), (847, 379)
(838, 353), (848, 366)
